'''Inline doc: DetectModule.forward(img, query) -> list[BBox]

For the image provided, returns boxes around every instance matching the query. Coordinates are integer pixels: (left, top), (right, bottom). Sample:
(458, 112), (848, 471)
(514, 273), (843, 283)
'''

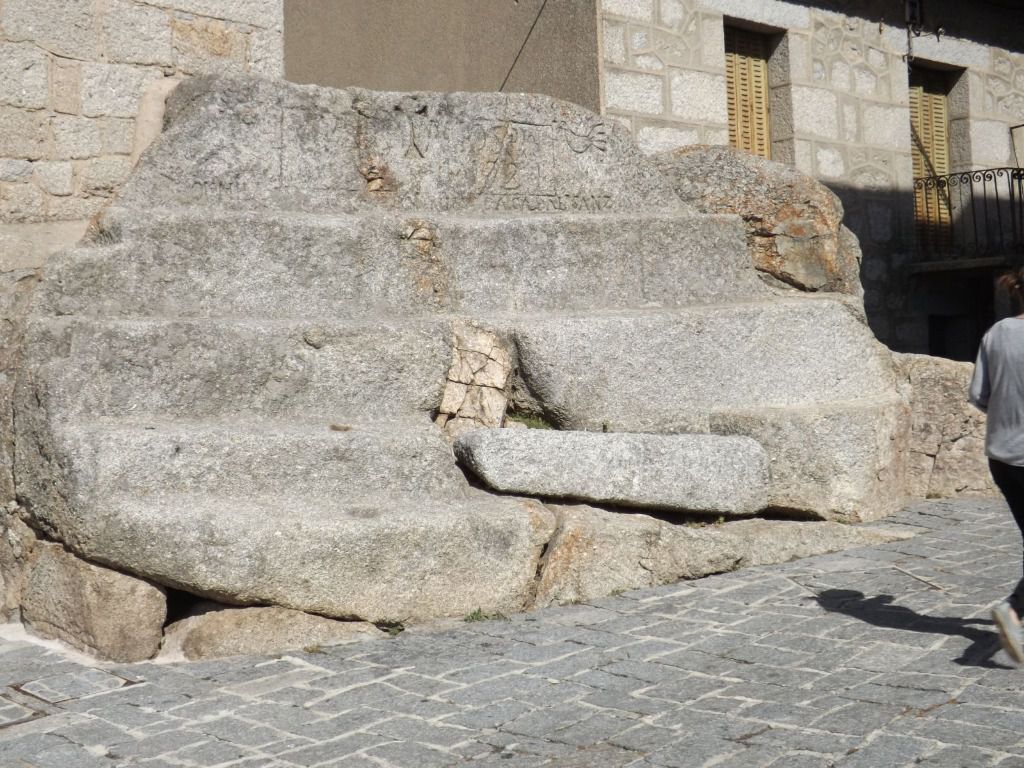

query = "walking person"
(970, 267), (1024, 663)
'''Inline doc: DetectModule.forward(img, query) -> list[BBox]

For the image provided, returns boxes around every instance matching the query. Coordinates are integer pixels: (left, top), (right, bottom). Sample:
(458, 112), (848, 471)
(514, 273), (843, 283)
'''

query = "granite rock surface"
(653, 144), (863, 296)
(6, 75), (913, 656)
(455, 429), (770, 515)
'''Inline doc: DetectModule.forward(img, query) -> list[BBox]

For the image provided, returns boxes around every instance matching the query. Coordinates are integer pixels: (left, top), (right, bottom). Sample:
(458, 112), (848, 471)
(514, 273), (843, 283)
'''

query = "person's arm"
(969, 337), (990, 412)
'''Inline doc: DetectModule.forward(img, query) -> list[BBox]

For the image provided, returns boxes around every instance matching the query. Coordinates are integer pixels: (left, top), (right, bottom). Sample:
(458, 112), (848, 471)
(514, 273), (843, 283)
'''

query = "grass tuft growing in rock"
(464, 608), (509, 622)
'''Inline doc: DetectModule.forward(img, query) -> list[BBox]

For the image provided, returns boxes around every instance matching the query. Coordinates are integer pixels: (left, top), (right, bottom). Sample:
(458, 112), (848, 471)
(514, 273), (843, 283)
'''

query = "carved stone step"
(57, 417), (467, 499)
(38, 209), (759, 319)
(33, 490), (556, 624)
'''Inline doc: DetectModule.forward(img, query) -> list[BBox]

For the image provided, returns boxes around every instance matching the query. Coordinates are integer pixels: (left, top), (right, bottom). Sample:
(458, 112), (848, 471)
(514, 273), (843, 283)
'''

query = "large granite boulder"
(895, 353), (996, 498)
(6, 74), (912, 653)
(652, 144), (862, 296)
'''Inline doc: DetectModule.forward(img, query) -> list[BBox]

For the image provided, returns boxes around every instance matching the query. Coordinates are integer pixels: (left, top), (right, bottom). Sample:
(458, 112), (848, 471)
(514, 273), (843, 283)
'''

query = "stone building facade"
(599, 0), (1024, 353)
(3, 0), (1023, 355)
(0, 0), (283, 266)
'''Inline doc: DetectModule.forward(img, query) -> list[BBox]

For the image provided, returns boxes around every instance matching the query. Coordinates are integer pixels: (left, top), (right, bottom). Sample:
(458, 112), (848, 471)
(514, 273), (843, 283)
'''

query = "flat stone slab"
(454, 429), (770, 515)
(161, 604), (385, 660)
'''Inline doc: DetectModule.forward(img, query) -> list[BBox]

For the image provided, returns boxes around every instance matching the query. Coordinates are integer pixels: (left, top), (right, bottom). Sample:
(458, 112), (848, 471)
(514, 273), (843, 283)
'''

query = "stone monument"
(2, 75), (916, 660)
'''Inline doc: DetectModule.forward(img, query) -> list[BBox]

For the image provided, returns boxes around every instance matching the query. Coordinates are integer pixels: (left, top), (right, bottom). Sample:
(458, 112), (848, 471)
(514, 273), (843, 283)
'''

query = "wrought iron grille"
(913, 167), (1024, 261)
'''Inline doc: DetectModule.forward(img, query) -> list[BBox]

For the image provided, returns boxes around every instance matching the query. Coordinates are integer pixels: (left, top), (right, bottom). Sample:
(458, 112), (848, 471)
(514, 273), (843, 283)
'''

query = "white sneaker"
(992, 601), (1024, 664)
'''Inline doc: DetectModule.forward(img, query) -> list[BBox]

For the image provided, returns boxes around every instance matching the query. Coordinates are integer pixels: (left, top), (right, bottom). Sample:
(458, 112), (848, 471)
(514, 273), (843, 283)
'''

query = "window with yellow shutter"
(910, 67), (953, 254)
(724, 25), (772, 159)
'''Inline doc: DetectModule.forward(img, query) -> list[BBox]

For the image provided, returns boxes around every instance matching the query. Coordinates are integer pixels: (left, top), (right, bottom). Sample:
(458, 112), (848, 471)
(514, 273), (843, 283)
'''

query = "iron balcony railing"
(913, 167), (1024, 262)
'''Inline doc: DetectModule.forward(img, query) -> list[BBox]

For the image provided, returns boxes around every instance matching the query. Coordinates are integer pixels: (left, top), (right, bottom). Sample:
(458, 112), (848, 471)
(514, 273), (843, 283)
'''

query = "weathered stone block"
(34, 162), (75, 196)
(0, 108), (49, 159)
(0, 160), (33, 182)
(0, 505), (36, 620)
(1, 0), (97, 60)
(121, 75), (685, 214)
(455, 430), (770, 515)
(52, 115), (103, 160)
(18, 316), (454, 421)
(0, 43), (48, 109)
(669, 70), (728, 124)
(790, 86), (838, 140)
(653, 144), (863, 295)
(532, 504), (910, 607)
(26, 493), (554, 624)
(82, 62), (164, 118)
(248, 28), (285, 77)
(862, 105), (910, 150)
(50, 58), (82, 115)
(601, 0), (654, 22)
(56, 419), (467, 499)
(511, 300), (894, 433)
(894, 353), (996, 499)
(604, 70), (664, 115)
(80, 155), (133, 193)
(102, 0), (174, 66)
(0, 182), (46, 222)
(533, 504), (743, 608)
(100, 117), (136, 155)
(171, 16), (249, 73)
(21, 542), (166, 662)
(162, 604), (384, 660)
(709, 398), (909, 522)
(636, 124), (699, 154)
(37, 210), (754, 318)
(145, 0), (282, 29)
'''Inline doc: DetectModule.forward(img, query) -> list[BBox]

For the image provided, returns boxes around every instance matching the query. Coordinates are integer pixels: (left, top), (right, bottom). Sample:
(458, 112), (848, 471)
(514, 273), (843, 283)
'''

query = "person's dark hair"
(998, 267), (1024, 314)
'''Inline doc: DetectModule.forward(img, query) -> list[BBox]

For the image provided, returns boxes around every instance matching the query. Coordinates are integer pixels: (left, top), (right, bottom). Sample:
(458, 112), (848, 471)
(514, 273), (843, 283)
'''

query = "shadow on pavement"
(814, 589), (1010, 669)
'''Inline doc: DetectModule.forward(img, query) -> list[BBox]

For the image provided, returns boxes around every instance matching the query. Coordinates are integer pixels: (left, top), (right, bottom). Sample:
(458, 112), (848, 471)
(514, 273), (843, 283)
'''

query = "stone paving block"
(370, 692), (462, 719)
(363, 739), (459, 767)
(608, 723), (681, 752)
(368, 716), (473, 748)
(18, 668), (127, 703)
(548, 711), (638, 746)
(916, 745), (1005, 767)
(0, 694), (38, 726)
(441, 699), (534, 730)
(645, 734), (746, 767)
(23, 741), (112, 768)
(195, 716), (281, 747)
(172, 736), (257, 765)
(499, 703), (595, 739)
(105, 728), (211, 761)
(276, 731), (394, 767)
(832, 732), (936, 767)
(808, 700), (905, 736)
(583, 689), (677, 717)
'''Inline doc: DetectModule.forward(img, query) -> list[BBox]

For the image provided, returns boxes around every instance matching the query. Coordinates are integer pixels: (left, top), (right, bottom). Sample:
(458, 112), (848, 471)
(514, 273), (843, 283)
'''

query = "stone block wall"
(598, 0), (1024, 350)
(0, 0), (283, 261)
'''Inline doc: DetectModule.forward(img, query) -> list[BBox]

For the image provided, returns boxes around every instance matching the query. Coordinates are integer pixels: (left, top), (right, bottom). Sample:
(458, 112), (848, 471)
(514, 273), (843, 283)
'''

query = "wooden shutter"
(910, 68), (952, 254)
(725, 26), (771, 159)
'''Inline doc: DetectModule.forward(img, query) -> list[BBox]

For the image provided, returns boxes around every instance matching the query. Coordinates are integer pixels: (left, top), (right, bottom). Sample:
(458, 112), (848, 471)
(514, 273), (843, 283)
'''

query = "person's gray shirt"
(970, 318), (1024, 466)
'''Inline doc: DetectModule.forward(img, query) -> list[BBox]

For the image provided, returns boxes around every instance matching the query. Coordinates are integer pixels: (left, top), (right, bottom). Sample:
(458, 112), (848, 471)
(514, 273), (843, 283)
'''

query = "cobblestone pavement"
(3, 498), (1024, 767)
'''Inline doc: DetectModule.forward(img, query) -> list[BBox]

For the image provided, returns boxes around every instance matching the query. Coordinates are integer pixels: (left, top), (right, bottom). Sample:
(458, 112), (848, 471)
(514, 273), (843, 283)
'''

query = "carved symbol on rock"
(558, 118), (610, 154)
(474, 123), (522, 193)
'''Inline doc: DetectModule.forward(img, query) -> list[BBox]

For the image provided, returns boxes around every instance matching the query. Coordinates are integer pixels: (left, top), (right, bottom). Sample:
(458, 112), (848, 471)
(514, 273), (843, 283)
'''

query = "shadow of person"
(814, 589), (1009, 669)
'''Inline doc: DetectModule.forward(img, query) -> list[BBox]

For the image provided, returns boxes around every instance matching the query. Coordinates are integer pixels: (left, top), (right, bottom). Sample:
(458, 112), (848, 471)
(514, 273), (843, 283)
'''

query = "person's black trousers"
(989, 458), (1024, 616)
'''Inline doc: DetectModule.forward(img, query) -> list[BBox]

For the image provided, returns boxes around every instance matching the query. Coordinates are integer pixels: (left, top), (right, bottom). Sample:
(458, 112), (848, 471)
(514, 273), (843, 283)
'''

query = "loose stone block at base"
(21, 542), (166, 662)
